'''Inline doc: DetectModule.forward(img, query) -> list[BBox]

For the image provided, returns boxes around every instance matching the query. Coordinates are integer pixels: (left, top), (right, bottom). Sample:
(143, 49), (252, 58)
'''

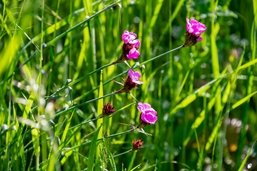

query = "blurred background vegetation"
(0, 0), (257, 170)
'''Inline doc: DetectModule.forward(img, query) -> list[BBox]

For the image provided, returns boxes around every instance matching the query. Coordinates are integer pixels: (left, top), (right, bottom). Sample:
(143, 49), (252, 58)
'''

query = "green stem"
(98, 127), (135, 140)
(141, 44), (184, 65)
(70, 62), (116, 86)
(55, 91), (117, 116)
(69, 117), (98, 130)
(68, 127), (136, 151)
(113, 149), (133, 158)
(128, 150), (137, 171)
(49, 45), (184, 116)
(70, 45), (184, 87)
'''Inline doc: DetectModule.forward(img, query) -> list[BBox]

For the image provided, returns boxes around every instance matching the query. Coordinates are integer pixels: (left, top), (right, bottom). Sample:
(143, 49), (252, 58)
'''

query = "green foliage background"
(0, 0), (257, 170)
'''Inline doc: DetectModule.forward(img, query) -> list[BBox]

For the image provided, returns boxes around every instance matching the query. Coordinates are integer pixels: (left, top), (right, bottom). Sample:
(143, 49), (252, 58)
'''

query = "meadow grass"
(0, 0), (257, 170)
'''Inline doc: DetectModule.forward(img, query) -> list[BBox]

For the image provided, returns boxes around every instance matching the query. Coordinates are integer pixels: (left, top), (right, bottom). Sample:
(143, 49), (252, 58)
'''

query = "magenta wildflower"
(127, 47), (140, 59)
(186, 18), (207, 36)
(117, 69), (143, 93)
(129, 39), (140, 49)
(184, 18), (207, 47)
(121, 31), (137, 44)
(137, 102), (158, 125)
(112, 30), (140, 63)
(128, 69), (143, 85)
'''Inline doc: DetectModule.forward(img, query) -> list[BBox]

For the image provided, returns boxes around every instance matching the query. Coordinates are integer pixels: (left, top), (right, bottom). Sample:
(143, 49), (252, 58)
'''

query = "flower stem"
(56, 91), (117, 117)
(129, 92), (139, 102)
(70, 62), (115, 86)
(113, 149), (133, 158)
(101, 127), (135, 140)
(69, 116), (98, 130)
(141, 44), (184, 65)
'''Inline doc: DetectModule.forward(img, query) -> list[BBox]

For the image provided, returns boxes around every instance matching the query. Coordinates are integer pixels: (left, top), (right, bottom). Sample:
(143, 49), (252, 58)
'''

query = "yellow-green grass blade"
(205, 117), (222, 151)
(0, 36), (21, 77)
(171, 77), (221, 115)
(88, 126), (101, 170)
(238, 142), (255, 171)
(232, 91), (257, 110)
(149, 0), (164, 29)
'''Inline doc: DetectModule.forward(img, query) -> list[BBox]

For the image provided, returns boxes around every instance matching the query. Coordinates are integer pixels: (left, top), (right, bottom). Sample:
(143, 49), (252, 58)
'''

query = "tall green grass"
(0, 0), (257, 170)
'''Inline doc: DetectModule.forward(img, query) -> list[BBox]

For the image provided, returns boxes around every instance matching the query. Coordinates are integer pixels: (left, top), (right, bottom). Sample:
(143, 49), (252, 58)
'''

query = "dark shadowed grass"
(0, 0), (257, 170)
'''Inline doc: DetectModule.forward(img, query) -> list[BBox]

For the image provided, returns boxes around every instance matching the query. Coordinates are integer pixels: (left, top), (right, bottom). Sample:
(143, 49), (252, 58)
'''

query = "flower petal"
(121, 30), (137, 44)
(126, 48), (140, 59)
(140, 109), (158, 124)
(129, 39), (140, 48)
(186, 18), (207, 36)
(128, 69), (143, 84)
(137, 102), (152, 113)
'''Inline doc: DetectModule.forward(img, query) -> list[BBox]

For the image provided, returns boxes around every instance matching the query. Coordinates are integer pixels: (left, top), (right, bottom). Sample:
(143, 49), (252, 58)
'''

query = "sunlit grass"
(0, 0), (257, 170)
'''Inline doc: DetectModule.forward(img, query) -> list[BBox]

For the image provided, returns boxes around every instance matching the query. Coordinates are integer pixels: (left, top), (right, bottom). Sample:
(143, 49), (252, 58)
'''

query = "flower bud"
(132, 139), (143, 150)
(102, 103), (115, 116)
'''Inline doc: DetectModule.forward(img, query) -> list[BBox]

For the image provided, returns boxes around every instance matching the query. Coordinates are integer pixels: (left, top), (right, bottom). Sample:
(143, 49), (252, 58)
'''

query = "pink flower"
(116, 69), (143, 93)
(137, 102), (158, 125)
(129, 39), (140, 48)
(121, 31), (137, 44)
(128, 69), (143, 85)
(184, 18), (207, 47)
(127, 47), (140, 59)
(137, 102), (152, 112)
(186, 18), (207, 36)
(121, 30), (141, 60)
(113, 30), (140, 64)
